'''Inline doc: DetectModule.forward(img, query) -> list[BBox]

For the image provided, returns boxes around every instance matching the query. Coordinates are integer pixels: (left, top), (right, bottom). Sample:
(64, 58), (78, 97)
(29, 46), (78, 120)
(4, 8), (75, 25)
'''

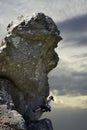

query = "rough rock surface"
(0, 79), (26, 130)
(0, 13), (62, 130)
(28, 118), (53, 130)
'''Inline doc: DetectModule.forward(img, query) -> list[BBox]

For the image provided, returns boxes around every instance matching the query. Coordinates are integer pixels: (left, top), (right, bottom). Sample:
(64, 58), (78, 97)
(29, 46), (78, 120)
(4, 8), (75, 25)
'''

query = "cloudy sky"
(0, 0), (87, 130)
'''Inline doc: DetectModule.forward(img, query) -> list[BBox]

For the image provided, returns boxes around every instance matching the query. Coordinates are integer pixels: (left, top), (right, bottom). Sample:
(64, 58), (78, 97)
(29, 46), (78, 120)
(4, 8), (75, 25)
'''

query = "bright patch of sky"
(50, 89), (87, 109)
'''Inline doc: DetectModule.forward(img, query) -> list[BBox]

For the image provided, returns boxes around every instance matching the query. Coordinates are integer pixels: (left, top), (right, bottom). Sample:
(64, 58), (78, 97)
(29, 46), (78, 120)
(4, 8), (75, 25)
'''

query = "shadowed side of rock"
(28, 118), (53, 130)
(0, 79), (26, 130)
(0, 13), (62, 130)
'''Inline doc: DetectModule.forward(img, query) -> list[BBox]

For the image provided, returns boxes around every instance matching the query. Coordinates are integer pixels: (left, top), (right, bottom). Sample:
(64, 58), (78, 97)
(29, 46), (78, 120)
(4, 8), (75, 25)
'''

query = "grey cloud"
(64, 36), (87, 46)
(49, 75), (87, 95)
(76, 36), (87, 45)
(57, 14), (87, 33)
(57, 14), (87, 46)
(80, 64), (87, 70)
(72, 71), (87, 77)
(0, 0), (23, 5)
(71, 53), (87, 58)
(48, 59), (87, 95)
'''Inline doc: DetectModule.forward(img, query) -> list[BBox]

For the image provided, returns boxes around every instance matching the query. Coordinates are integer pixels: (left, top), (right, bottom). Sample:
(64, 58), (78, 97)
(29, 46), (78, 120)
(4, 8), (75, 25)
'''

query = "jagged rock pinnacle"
(0, 13), (62, 130)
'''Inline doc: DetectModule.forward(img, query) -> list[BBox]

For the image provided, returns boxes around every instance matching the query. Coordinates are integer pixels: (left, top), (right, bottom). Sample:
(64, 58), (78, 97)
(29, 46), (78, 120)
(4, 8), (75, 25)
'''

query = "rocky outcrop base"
(28, 118), (53, 130)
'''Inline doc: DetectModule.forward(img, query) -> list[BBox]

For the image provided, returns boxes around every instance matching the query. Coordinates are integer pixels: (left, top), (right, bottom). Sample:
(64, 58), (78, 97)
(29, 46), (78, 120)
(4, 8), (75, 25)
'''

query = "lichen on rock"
(0, 13), (62, 130)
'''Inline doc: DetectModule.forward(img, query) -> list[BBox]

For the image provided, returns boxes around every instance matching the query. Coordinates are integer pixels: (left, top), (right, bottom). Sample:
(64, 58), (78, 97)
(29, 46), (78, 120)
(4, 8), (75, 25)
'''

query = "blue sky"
(0, 0), (87, 130)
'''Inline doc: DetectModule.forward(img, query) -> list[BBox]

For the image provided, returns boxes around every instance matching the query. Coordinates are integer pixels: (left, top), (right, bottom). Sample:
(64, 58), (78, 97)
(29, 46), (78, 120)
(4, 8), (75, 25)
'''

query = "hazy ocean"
(42, 108), (87, 130)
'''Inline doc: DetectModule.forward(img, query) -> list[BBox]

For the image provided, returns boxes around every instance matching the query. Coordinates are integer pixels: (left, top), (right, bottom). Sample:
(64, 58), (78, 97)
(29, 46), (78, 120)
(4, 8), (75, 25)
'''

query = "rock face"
(0, 13), (62, 130)
(28, 118), (53, 130)
(0, 79), (26, 130)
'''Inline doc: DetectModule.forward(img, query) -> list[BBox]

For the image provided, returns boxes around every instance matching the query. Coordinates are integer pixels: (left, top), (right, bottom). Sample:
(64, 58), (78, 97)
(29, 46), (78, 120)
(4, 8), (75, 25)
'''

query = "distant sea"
(42, 107), (87, 130)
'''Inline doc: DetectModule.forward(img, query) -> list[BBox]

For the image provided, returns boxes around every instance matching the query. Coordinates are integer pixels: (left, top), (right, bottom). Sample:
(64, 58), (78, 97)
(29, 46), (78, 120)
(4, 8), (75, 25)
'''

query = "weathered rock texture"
(28, 118), (53, 130)
(0, 13), (62, 130)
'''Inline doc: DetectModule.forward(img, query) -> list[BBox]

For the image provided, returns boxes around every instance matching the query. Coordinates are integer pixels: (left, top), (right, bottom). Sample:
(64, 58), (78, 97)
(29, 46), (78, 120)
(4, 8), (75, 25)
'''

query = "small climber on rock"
(33, 96), (54, 113)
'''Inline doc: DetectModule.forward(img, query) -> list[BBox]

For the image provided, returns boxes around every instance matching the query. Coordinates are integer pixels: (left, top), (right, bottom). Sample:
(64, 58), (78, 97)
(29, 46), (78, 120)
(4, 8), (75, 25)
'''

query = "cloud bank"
(57, 14), (87, 46)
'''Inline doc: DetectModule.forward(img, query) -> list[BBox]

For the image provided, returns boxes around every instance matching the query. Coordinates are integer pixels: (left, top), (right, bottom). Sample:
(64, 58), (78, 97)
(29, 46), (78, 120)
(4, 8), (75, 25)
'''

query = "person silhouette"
(33, 96), (54, 112)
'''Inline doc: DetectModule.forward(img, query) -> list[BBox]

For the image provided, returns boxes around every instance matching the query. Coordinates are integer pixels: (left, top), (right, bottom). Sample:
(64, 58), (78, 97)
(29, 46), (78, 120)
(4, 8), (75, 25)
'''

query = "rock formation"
(0, 13), (62, 130)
